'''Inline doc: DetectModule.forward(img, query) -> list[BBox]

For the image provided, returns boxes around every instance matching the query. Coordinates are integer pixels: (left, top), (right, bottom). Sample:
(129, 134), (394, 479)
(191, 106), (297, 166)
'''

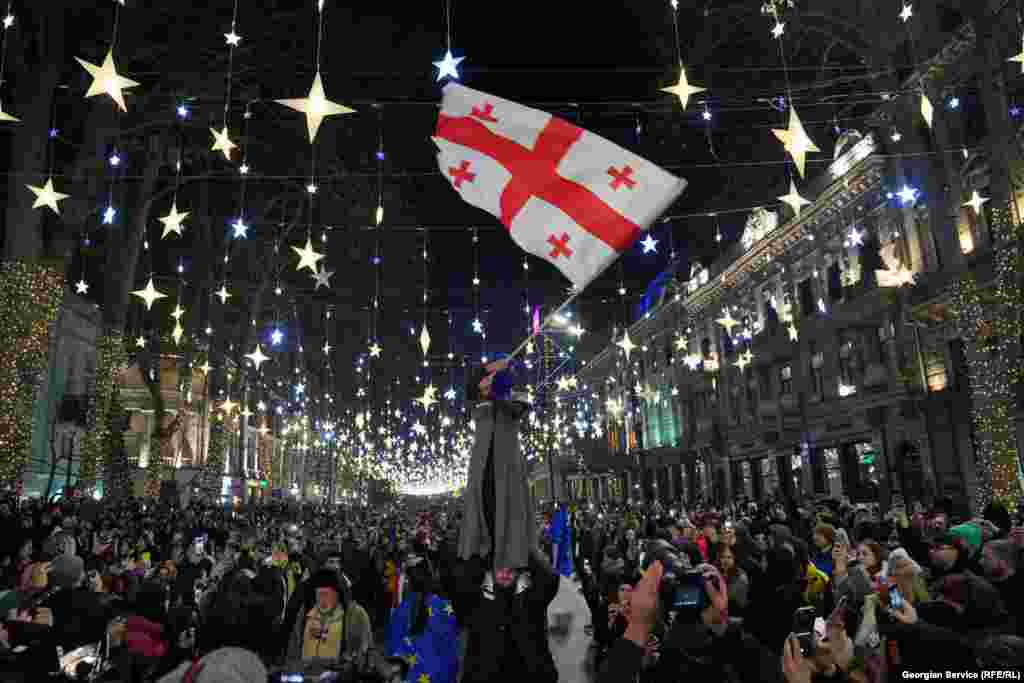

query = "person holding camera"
(598, 543), (781, 683)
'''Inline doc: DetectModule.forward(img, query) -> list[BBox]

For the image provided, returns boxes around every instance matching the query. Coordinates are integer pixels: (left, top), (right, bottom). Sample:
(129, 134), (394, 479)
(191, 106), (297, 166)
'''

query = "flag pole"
(505, 287), (585, 362)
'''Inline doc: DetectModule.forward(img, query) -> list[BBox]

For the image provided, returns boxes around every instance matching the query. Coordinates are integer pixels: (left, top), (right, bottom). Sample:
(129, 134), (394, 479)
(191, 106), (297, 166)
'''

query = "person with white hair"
(156, 647), (266, 683)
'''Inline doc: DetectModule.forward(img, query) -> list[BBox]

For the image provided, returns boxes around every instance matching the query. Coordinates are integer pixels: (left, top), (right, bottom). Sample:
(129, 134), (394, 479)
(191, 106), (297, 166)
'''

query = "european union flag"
(386, 593), (459, 683)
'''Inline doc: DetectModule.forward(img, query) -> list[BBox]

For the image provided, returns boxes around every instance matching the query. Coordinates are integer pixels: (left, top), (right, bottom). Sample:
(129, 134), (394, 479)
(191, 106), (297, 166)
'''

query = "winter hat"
(157, 647), (267, 683)
(48, 554), (85, 589)
(949, 523), (983, 556)
(886, 547), (922, 575)
(309, 568), (342, 595)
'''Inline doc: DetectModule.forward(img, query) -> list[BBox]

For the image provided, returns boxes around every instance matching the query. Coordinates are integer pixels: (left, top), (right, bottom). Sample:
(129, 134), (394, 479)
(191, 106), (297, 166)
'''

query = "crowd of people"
(0, 489), (1021, 682)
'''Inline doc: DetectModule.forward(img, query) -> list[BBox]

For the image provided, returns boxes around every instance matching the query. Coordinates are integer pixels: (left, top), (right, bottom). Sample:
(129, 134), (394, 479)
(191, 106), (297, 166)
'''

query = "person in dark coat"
(980, 539), (1024, 635)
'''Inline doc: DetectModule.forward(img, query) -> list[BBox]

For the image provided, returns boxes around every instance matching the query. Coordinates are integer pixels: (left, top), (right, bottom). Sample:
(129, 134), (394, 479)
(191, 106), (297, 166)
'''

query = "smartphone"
(792, 606), (816, 657)
(889, 587), (904, 611)
(724, 521), (734, 529)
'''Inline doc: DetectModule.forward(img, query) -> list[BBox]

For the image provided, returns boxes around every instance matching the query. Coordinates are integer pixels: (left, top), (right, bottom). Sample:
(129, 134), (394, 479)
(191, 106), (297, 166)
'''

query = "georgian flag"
(434, 83), (686, 288)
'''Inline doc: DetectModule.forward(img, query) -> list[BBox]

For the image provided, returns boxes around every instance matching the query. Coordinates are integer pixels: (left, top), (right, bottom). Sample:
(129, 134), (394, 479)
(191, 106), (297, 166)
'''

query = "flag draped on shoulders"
(434, 83), (686, 289)
(386, 593), (459, 683)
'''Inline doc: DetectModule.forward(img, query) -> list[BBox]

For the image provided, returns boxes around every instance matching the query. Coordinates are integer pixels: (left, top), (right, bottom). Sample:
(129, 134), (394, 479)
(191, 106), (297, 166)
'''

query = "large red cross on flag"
(434, 83), (686, 289)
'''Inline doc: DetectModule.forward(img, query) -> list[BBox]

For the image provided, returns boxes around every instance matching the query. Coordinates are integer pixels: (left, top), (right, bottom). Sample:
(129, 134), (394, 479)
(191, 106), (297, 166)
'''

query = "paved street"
(548, 576), (595, 683)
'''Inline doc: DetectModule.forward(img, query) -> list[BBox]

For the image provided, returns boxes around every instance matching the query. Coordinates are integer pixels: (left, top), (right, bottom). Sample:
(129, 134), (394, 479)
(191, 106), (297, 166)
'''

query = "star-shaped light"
(683, 354), (703, 370)
(415, 384), (439, 411)
(848, 226), (865, 247)
(26, 178), (70, 214)
(471, 318), (483, 334)
(257, 423), (270, 437)
(963, 190), (989, 214)
(639, 385), (659, 403)
(368, 342), (382, 358)
(159, 202), (189, 239)
(271, 328), (284, 346)
(257, 401), (267, 412)
(412, 421), (427, 436)
(771, 21), (785, 38)
(772, 107), (820, 178)
(215, 284), (231, 304)
(224, 30), (242, 46)
(778, 179), (811, 217)
(899, 3), (913, 22)
(246, 344), (270, 370)
(135, 336), (146, 349)
(716, 310), (741, 334)
(74, 279), (89, 294)
(1008, 36), (1024, 73)
(919, 93), (933, 129)
(198, 361), (212, 376)
(660, 66), (705, 110)
(606, 397), (623, 416)
(275, 71), (355, 143)
(444, 386), (457, 401)
(171, 304), (185, 321)
(419, 324), (431, 356)
(231, 218), (248, 238)
(674, 335), (688, 352)
(616, 330), (637, 360)
(0, 100), (19, 122)
(556, 376), (573, 392)
(131, 277), (168, 311)
(172, 322), (184, 345)
(322, 341), (332, 354)
(734, 350), (754, 372)
(74, 50), (139, 112)
(897, 185), (919, 205)
(640, 234), (659, 254)
(2, 14), (13, 29)
(787, 322), (799, 341)
(220, 397), (238, 414)
(102, 205), (117, 225)
(312, 264), (334, 290)
(433, 50), (465, 81)
(209, 126), (237, 161)
(291, 237), (325, 272)
(526, 340), (535, 355)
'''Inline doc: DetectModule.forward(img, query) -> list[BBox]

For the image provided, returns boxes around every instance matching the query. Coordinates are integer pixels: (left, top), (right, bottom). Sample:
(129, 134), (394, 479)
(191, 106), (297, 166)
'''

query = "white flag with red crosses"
(434, 83), (686, 289)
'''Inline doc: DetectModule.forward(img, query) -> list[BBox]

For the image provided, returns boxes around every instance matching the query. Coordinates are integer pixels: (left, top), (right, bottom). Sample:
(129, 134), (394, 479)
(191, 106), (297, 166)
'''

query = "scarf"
(301, 605), (346, 661)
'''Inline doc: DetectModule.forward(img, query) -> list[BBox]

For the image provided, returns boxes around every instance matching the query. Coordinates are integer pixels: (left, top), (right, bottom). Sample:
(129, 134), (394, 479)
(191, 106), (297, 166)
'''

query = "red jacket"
(126, 616), (168, 658)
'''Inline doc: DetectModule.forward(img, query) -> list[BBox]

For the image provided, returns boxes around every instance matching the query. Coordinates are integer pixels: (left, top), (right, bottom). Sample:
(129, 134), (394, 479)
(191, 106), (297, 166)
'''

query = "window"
(741, 460), (754, 497)
(839, 334), (862, 391)
(811, 350), (825, 397)
(823, 447), (843, 498)
(761, 458), (778, 495)
(779, 364), (793, 395)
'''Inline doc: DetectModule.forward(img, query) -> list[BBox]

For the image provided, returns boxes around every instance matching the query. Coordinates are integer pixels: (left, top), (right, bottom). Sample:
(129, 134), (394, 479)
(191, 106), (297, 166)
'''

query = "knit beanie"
(157, 647), (267, 683)
(886, 547), (922, 575)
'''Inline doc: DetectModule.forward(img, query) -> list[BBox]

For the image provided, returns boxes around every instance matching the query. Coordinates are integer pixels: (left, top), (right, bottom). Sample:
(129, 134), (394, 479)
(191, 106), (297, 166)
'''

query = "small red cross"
(547, 232), (573, 260)
(470, 103), (498, 122)
(448, 160), (476, 188)
(608, 165), (637, 190)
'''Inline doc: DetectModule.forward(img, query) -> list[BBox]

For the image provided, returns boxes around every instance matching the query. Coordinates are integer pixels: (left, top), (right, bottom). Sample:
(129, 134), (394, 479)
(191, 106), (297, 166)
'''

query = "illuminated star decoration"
(771, 21), (785, 38)
(415, 384), (439, 411)
(716, 309), (740, 334)
(172, 321), (184, 345)
(275, 72), (356, 143)
(271, 328), (284, 345)
(215, 284), (231, 304)
(291, 237), (325, 272)
(419, 324), (431, 356)
(231, 218), (248, 238)
(616, 330), (637, 360)
(640, 234), (659, 254)
(246, 344), (270, 370)
(674, 335), (688, 352)
(787, 322), (799, 341)
(2, 14), (13, 29)
(368, 342), (382, 358)
(847, 226), (865, 247)
(1008, 36), (1024, 73)
(159, 202), (189, 239)
(131, 277), (168, 311)
(209, 126), (237, 161)
(74, 280), (89, 294)
(899, 3), (913, 22)
(0, 99), (19, 122)
(224, 30), (241, 46)
(556, 376), (573, 393)
(171, 304), (185, 321)
(26, 178), (70, 214)
(433, 50), (465, 81)
(919, 93), (933, 129)
(778, 179), (811, 217)
(660, 66), (705, 110)
(412, 421), (427, 436)
(103, 205), (117, 225)
(471, 318), (483, 334)
(444, 386), (457, 401)
(734, 350), (754, 372)
(897, 185), (919, 205)
(963, 190), (989, 215)
(772, 107), (820, 178)
(683, 353), (703, 370)
(135, 336), (146, 349)
(74, 50), (139, 112)
(220, 397), (238, 414)
(322, 341), (332, 354)
(312, 264), (334, 290)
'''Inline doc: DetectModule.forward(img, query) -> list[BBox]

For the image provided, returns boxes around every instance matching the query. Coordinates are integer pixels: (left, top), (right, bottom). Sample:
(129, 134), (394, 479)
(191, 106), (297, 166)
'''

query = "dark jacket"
(455, 550), (560, 683)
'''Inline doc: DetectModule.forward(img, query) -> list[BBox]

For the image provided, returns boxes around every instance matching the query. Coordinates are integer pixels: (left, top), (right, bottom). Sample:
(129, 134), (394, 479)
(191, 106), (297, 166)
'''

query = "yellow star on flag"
(275, 71), (355, 144)
(158, 201), (189, 239)
(0, 100), (19, 122)
(74, 50), (139, 112)
(131, 277), (168, 311)
(291, 237), (325, 272)
(660, 66), (705, 110)
(26, 177), (70, 214)
(418, 674), (431, 683)
(405, 655), (418, 667)
(209, 126), (237, 161)
(772, 107), (820, 178)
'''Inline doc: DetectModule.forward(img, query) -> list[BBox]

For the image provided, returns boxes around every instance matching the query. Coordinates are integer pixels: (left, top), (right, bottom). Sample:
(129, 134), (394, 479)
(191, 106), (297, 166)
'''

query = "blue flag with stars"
(386, 593), (458, 683)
